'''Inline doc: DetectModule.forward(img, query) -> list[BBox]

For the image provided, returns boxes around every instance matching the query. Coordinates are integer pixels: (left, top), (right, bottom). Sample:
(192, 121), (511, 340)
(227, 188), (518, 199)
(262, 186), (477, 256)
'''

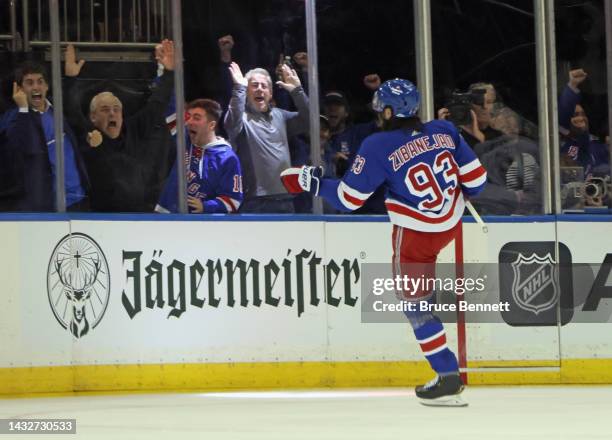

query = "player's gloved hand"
(280, 166), (324, 195)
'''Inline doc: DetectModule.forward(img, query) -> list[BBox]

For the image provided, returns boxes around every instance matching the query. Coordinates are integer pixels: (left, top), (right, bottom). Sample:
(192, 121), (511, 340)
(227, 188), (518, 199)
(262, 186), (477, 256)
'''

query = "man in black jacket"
(0, 62), (90, 211)
(63, 40), (175, 212)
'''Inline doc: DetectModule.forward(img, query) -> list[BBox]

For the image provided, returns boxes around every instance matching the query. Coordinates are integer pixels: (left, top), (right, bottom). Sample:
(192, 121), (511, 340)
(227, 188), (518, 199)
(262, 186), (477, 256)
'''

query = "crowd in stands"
(0, 35), (609, 215)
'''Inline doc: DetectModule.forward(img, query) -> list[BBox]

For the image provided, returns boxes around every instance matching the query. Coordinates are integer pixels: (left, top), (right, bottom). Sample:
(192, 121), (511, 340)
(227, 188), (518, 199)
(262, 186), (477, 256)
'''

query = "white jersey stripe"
(337, 184), (361, 211)
(459, 158), (481, 175)
(393, 226), (403, 298)
(228, 197), (241, 211)
(462, 173), (487, 188)
(423, 344), (448, 356)
(417, 329), (446, 344)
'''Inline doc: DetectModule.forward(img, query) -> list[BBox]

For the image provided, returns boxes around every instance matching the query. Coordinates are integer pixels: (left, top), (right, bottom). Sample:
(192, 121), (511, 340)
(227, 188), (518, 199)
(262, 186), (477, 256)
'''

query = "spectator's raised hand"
(156, 39), (175, 71)
(218, 35), (234, 52)
(293, 52), (308, 71)
(276, 64), (301, 92)
(154, 43), (163, 64)
(218, 35), (234, 63)
(65, 44), (85, 77)
(12, 82), (27, 108)
(275, 54), (286, 80)
(437, 107), (450, 120)
(228, 62), (247, 87)
(569, 68), (588, 92)
(363, 74), (381, 91)
(154, 43), (165, 76)
(87, 130), (103, 147)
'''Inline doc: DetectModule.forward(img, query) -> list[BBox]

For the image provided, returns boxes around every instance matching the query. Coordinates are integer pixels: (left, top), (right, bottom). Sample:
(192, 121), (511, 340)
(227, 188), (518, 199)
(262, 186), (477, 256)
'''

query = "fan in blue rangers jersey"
(156, 98), (243, 214)
(281, 79), (487, 407)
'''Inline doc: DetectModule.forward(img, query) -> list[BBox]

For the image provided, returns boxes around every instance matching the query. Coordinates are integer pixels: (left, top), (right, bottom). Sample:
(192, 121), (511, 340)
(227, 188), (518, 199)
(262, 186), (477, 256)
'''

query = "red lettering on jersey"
(436, 134), (455, 148)
(431, 134), (439, 148)
(407, 142), (418, 158)
(417, 137), (431, 153)
(187, 182), (200, 195)
(233, 175), (243, 193)
(389, 135), (457, 174)
(432, 134), (442, 148)
(400, 145), (411, 162)
(389, 151), (401, 171)
(412, 138), (424, 155)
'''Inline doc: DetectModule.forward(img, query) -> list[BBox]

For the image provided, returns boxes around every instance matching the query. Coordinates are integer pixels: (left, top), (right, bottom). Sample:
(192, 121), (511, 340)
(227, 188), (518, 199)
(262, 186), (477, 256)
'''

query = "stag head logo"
(47, 233), (110, 339)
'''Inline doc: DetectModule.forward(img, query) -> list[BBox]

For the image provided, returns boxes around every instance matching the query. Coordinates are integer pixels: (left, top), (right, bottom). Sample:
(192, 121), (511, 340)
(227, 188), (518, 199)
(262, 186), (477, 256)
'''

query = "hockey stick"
(465, 200), (488, 233)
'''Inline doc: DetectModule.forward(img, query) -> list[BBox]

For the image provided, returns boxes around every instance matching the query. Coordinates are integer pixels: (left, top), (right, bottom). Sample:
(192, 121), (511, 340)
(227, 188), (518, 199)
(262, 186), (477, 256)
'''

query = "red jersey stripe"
(342, 191), (365, 207)
(218, 195), (238, 212)
(461, 166), (486, 183)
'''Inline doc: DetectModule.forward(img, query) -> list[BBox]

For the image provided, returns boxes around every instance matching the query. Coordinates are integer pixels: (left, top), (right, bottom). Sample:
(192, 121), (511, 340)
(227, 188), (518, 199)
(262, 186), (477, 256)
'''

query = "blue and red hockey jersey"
(156, 137), (243, 213)
(319, 119), (487, 232)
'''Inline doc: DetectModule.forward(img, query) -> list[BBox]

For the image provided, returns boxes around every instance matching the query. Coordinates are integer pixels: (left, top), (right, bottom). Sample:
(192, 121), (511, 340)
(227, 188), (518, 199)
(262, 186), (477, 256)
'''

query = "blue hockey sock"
(404, 301), (459, 375)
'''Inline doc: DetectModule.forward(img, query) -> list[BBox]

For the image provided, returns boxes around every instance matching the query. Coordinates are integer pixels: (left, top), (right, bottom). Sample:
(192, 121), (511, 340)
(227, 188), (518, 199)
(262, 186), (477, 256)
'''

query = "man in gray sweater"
(224, 62), (309, 213)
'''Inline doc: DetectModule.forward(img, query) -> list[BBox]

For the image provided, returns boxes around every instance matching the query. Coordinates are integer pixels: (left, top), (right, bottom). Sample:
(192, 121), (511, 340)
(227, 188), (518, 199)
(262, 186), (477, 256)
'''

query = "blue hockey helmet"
(372, 79), (420, 118)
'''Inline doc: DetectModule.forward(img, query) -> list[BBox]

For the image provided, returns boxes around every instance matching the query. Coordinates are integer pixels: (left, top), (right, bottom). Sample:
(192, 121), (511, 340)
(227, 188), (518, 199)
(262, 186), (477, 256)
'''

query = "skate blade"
(418, 395), (468, 407)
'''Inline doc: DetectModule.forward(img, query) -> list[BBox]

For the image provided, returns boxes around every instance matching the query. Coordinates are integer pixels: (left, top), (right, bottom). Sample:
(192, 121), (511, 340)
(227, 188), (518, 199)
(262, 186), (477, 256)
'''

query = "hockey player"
(156, 98), (243, 213)
(280, 79), (487, 406)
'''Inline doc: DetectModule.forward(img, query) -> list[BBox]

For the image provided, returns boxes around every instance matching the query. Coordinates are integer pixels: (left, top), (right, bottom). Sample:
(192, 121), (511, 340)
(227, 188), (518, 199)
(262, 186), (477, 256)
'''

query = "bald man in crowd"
(63, 40), (176, 212)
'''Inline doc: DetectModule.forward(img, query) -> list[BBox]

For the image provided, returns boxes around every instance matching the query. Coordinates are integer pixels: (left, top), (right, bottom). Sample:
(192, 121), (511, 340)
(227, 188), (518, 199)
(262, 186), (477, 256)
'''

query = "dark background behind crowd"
(0, 0), (608, 133)
(171, 0), (608, 141)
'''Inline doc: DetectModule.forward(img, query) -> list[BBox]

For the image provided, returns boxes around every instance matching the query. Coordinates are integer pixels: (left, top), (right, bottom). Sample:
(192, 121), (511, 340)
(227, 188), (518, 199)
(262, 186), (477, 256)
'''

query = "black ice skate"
(415, 374), (468, 407)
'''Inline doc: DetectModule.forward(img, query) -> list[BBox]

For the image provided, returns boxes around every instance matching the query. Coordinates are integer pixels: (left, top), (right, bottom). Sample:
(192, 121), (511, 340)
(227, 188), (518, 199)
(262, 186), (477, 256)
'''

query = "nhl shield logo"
(47, 233), (110, 339)
(499, 242), (573, 326)
(511, 253), (558, 315)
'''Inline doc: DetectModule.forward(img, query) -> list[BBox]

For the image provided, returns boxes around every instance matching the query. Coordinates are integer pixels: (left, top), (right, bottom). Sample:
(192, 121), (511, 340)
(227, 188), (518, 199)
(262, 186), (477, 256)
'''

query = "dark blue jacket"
(324, 121), (378, 177)
(0, 106), (90, 211)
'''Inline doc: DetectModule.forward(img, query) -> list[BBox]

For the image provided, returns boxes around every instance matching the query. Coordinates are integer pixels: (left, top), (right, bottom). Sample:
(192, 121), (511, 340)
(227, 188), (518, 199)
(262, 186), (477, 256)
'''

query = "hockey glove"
(280, 166), (324, 196)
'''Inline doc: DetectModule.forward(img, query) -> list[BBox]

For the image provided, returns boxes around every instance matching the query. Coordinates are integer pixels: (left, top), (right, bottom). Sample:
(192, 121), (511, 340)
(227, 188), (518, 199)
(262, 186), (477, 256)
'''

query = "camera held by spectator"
(444, 88), (487, 127)
(584, 176), (611, 207)
(560, 168), (611, 210)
